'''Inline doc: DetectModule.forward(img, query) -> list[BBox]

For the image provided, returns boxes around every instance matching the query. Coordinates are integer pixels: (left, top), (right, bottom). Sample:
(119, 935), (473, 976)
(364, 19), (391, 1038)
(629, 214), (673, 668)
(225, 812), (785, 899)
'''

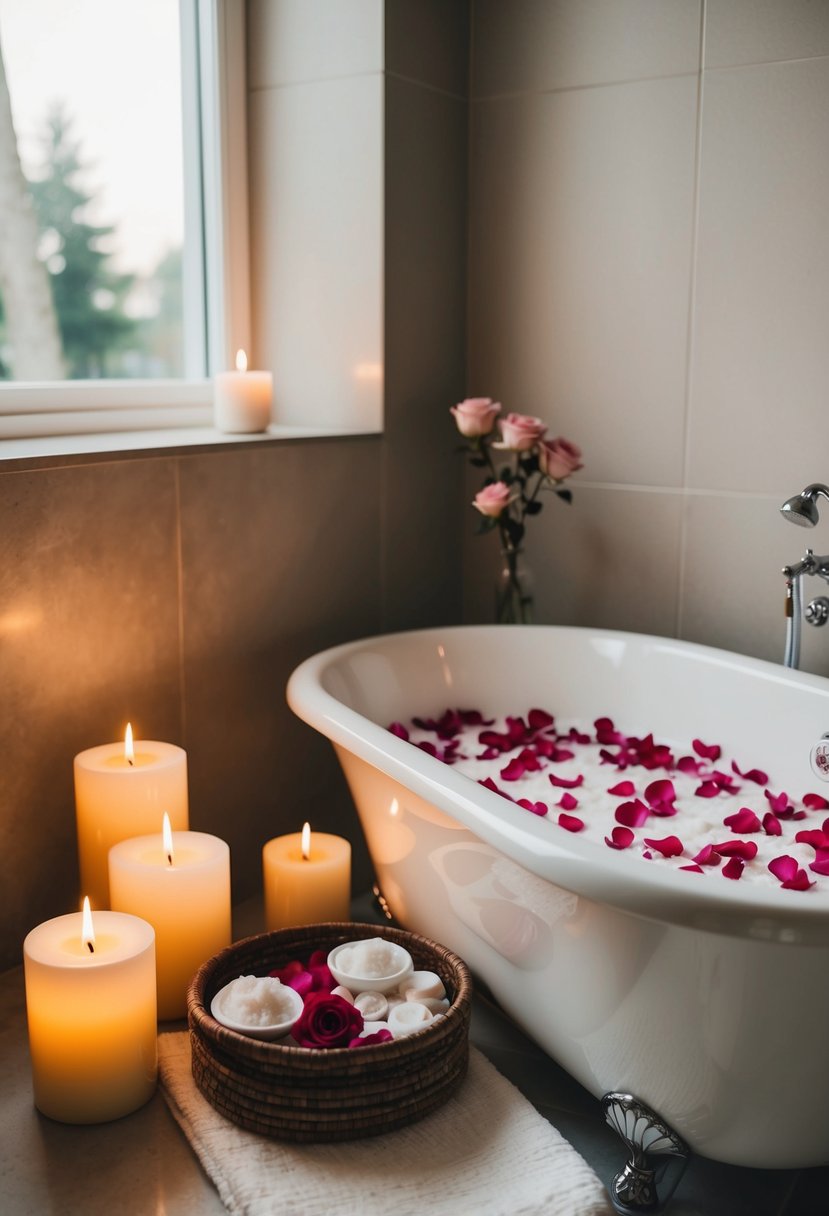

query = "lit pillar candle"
(74, 725), (188, 909)
(109, 816), (231, 1020)
(214, 348), (273, 433)
(23, 900), (157, 1124)
(263, 822), (351, 929)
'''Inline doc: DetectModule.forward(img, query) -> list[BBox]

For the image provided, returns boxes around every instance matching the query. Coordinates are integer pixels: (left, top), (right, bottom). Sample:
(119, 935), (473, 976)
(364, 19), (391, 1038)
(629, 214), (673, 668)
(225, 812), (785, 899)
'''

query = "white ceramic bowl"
(328, 938), (414, 994)
(210, 977), (304, 1041)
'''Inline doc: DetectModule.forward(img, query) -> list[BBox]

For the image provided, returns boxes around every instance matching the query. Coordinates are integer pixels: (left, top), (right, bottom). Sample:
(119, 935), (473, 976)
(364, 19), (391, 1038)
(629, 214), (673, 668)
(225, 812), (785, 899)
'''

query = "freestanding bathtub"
(287, 626), (829, 1171)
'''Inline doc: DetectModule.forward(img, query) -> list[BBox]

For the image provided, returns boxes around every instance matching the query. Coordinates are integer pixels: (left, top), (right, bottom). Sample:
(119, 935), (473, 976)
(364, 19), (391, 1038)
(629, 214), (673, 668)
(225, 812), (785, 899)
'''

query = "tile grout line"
(675, 0), (708, 642)
(173, 459), (187, 747)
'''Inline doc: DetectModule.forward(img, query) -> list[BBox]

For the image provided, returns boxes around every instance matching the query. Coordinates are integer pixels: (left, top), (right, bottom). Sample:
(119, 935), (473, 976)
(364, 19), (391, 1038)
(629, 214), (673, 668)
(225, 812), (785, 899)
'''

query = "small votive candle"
(109, 818), (231, 1020)
(263, 822), (351, 930)
(214, 348), (273, 433)
(23, 903), (157, 1124)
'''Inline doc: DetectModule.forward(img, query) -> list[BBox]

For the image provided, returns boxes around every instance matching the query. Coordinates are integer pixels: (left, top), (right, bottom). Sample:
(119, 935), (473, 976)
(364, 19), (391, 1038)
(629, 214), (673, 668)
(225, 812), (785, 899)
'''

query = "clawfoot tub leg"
(601, 1093), (690, 1214)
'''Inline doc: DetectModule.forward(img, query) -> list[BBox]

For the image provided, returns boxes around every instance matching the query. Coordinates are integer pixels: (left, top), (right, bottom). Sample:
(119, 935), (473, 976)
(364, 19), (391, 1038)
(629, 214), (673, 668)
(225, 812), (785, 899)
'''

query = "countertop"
(3, 896), (827, 1216)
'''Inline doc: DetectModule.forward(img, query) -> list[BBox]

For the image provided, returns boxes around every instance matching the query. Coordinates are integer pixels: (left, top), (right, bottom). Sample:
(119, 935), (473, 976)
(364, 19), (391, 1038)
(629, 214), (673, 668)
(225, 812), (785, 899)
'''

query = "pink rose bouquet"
(451, 398), (583, 622)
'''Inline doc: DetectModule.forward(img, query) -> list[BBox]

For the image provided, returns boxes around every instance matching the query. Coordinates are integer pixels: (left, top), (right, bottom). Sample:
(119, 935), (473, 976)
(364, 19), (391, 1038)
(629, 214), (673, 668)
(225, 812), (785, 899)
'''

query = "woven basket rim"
(187, 921), (473, 1063)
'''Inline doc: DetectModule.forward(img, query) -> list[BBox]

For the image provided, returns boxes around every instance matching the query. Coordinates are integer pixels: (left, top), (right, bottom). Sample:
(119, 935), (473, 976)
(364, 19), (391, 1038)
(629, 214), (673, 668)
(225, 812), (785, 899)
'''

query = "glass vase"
(496, 547), (534, 624)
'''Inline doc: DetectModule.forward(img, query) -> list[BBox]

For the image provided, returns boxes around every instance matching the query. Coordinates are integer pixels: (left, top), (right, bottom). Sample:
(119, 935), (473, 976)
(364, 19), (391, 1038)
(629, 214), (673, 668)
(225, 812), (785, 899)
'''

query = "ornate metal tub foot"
(602, 1093), (690, 1214)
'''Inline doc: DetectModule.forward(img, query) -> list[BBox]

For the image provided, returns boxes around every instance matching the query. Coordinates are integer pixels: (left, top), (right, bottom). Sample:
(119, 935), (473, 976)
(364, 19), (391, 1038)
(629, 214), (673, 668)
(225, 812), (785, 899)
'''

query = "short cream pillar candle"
(214, 348), (272, 433)
(23, 902), (157, 1124)
(263, 822), (351, 930)
(109, 817), (231, 1020)
(74, 725), (188, 909)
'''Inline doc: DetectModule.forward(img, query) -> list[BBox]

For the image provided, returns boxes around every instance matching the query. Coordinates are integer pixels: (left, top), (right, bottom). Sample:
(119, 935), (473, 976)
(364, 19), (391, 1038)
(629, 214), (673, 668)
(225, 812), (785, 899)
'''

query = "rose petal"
(349, 1029), (394, 1048)
(643, 835), (683, 858)
(528, 708), (554, 730)
(768, 855), (798, 882)
(500, 756), (528, 781)
(645, 779), (676, 806)
(762, 812), (782, 836)
(723, 808), (761, 834)
(803, 793), (829, 810)
(615, 799), (650, 828)
(809, 850), (829, 876)
(608, 780), (636, 797)
(722, 857), (744, 880)
(679, 864), (704, 873)
(693, 844), (722, 867)
(517, 798), (549, 817)
(712, 840), (758, 860)
(693, 738), (722, 761)
(694, 780), (722, 798)
(389, 722), (409, 741)
(478, 776), (512, 800)
(794, 829), (829, 851)
(548, 772), (584, 789)
(677, 755), (702, 775)
(605, 826), (635, 850)
(557, 792), (579, 810)
(782, 871), (814, 891)
(558, 812), (584, 833)
(731, 760), (768, 785)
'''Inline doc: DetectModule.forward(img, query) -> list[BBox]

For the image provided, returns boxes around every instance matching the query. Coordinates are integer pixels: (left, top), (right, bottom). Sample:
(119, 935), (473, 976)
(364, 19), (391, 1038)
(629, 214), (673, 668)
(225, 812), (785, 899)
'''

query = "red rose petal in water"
(723, 808), (761, 834)
(693, 844), (722, 867)
(605, 826), (635, 850)
(762, 812), (782, 836)
(731, 760), (768, 785)
(608, 780), (636, 797)
(722, 857), (744, 880)
(643, 835), (683, 858)
(712, 840), (758, 860)
(557, 792), (579, 810)
(558, 812), (584, 833)
(517, 798), (549, 817)
(548, 771), (584, 789)
(803, 793), (829, 810)
(615, 799), (650, 828)
(693, 738), (722, 761)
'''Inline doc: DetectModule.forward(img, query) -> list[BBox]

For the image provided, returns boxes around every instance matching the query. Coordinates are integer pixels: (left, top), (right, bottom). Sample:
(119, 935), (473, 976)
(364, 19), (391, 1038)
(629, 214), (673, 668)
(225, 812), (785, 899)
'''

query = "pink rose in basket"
(538, 437), (583, 481)
(292, 991), (364, 1049)
(450, 397), (501, 438)
(472, 481), (514, 519)
(495, 412), (547, 451)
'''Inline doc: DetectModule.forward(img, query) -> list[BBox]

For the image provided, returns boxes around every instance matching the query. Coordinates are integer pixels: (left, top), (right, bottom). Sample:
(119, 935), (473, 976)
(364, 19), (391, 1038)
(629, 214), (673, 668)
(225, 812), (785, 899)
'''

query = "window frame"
(0, 0), (249, 441)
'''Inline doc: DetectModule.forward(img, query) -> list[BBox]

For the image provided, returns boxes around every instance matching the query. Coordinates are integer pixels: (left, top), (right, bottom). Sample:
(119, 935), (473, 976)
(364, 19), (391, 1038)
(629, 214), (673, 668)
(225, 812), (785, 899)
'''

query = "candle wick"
(87, 941), (94, 954)
(127, 757), (134, 767)
(167, 853), (173, 867)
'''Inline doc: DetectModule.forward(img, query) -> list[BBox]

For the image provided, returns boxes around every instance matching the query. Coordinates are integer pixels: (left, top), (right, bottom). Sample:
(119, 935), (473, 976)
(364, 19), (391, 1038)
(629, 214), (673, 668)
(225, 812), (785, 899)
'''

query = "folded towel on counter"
(158, 1031), (612, 1216)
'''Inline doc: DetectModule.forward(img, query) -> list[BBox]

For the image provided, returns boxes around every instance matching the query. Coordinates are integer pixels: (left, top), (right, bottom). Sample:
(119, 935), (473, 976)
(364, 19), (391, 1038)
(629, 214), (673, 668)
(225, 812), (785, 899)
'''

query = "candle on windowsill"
(213, 348), (273, 433)
(263, 822), (351, 930)
(23, 899), (157, 1124)
(74, 724), (188, 909)
(109, 814), (232, 1020)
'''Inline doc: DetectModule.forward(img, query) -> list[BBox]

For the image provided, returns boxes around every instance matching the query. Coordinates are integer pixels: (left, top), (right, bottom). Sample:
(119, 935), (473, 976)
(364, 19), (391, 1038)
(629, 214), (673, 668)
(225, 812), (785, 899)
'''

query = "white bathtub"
(287, 626), (829, 1168)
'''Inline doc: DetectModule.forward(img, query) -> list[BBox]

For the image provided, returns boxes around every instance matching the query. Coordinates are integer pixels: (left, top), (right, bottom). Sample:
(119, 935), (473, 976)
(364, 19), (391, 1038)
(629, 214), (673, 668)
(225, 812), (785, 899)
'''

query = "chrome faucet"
(780, 484), (829, 667)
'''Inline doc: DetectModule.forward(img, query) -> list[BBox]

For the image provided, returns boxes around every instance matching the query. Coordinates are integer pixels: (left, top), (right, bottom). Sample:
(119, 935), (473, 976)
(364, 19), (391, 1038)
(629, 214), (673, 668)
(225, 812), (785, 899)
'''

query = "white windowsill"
(0, 423), (381, 469)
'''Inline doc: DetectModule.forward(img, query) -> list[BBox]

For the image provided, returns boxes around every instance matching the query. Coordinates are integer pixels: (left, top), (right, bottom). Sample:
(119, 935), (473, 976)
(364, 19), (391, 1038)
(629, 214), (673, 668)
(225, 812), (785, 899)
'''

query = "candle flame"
(82, 897), (95, 953)
(301, 821), (311, 860)
(235, 348), (247, 373)
(162, 812), (174, 866)
(125, 722), (135, 766)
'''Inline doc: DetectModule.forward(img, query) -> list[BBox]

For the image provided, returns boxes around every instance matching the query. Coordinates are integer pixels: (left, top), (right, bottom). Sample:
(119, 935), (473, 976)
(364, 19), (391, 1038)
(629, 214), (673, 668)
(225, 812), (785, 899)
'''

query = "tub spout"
(602, 1093), (689, 1214)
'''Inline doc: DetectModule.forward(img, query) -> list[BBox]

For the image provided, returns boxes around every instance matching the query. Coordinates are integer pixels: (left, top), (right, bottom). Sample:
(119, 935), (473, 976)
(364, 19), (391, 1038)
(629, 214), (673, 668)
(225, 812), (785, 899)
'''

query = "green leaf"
(525, 500), (543, 515)
(556, 488), (573, 504)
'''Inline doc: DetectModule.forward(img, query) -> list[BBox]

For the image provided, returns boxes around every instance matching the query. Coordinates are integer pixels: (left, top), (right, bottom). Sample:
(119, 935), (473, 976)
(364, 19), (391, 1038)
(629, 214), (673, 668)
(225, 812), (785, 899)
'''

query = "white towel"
(158, 1031), (613, 1216)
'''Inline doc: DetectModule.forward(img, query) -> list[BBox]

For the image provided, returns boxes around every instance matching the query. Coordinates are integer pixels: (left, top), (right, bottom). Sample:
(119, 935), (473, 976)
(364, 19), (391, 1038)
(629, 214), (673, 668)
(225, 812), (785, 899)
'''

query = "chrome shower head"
(780, 483), (829, 528)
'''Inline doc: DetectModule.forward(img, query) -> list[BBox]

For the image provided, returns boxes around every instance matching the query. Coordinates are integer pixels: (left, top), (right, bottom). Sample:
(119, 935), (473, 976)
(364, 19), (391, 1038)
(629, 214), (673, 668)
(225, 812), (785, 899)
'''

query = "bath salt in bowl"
(328, 937), (414, 993)
(210, 975), (304, 1041)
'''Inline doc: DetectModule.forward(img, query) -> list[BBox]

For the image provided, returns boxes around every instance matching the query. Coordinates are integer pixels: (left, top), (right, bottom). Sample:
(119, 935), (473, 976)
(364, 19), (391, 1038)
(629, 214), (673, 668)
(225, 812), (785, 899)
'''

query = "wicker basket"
(186, 922), (473, 1142)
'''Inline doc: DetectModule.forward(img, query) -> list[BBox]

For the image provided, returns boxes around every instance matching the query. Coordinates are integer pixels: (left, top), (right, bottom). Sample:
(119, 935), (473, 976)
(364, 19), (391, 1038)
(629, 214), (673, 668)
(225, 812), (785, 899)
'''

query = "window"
(0, 0), (248, 439)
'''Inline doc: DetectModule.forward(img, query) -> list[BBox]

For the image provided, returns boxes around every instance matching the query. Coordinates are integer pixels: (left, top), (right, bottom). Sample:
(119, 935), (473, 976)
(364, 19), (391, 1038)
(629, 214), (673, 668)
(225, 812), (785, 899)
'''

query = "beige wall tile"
(177, 439), (383, 906)
(248, 0), (383, 90)
(472, 0), (701, 96)
(688, 58), (829, 493)
(249, 75), (384, 430)
(0, 460), (181, 968)
(385, 0), (470, 97)
(680, 493), (829, 676)
(468, 76), (698, 486)
(462, 484), (683, 638)
(705, 0), (829, 69)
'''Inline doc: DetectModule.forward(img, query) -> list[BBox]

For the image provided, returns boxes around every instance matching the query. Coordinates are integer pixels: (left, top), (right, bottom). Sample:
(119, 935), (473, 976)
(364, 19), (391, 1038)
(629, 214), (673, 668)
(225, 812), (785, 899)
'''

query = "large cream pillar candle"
(109, 819), (231, 1020)
(263, 822), (351, 930)
(74, 726), (188, 908)
(23, 904), (157, 1124)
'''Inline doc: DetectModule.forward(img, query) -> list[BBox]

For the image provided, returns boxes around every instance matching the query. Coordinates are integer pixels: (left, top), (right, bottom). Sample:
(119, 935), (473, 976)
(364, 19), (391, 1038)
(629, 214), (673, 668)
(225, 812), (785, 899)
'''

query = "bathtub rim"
(287, 624), (829, 946)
